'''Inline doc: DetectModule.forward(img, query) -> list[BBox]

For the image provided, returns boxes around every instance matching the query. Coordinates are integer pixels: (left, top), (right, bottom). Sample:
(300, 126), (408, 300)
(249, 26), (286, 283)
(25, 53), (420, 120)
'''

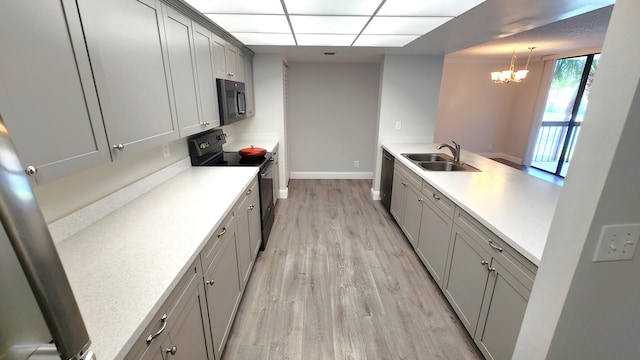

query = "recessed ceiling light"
(378, 0), (485, 16)
(284, 0), (382, 15)
(296, 34), (357, 46)
(184, 0), (284, 14)
(363, 17), (452, 35)
(231, 33), (296, 46)
(353, 34), (420, 47)
(290, 15), (370, 34)
(205, 14), (291, 33)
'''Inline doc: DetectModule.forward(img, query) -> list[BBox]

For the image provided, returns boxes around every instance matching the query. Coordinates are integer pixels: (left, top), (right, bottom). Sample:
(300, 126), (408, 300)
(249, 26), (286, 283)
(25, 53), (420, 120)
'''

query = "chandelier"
(491, 47), (535, 83)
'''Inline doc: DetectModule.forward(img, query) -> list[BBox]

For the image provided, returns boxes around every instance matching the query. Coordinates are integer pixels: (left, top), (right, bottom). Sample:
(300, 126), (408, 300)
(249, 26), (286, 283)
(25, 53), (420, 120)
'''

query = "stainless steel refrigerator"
(0, 114), (96, 360)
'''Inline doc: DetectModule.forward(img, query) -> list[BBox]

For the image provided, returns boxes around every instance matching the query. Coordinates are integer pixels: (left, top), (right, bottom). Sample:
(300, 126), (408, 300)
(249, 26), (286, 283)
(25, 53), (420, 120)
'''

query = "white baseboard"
(278, 187), (288, 199)
(477, 152), (523, 165)
(290, 172), (374, 179)
(370, 188), (381, 200)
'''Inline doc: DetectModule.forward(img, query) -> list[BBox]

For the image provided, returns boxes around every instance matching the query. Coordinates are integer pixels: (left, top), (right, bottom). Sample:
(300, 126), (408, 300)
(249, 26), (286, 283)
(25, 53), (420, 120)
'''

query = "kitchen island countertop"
(55, 166), (258, 360)
(382, 142), (562, 266)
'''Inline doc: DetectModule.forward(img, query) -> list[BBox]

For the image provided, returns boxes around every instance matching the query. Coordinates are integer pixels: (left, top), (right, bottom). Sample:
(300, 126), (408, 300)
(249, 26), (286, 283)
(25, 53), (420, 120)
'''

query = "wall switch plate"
(395, 122), (402, 130)
(353, 160), (359, 168)
(162, 144), (170, 158)
(593, 224), (640, 262)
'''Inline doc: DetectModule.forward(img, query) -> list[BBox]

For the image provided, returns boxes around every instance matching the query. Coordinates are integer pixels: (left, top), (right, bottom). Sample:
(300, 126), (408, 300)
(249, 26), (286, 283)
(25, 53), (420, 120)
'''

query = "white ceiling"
(185, 0), (485, 47)
(182, 0), (615, 63)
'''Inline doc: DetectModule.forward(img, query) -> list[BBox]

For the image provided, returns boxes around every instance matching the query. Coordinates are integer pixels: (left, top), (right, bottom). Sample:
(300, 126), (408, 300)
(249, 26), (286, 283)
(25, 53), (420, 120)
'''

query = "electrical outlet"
(353, 160), (359, 168)
(162, 144), (170, 158)
(593, 224), (640, 262)
(395, 122), (402, 130)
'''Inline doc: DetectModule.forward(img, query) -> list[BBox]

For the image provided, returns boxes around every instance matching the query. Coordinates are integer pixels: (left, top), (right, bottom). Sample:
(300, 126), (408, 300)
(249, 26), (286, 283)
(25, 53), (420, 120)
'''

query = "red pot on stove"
(238, 145), (267, 158)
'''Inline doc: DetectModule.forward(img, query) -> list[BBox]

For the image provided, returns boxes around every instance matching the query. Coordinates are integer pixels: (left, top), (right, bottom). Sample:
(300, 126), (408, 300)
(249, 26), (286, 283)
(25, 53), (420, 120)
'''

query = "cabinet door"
(0, 0), (110, 184)
(236, 52), (246, 83)
(248, 187), (262, 257)
(203, 228), (241, 360)
(212, 35), (228, 79)
(192, 24), (220, 129)
(77, 0), (178, 158)
(475, 258), (532, 360)
(163, 273), (212, 360)
(243, 55), (255, 117)
(416, 200), (453, 287)
(390, 170), (406, 224)
(225, 44), (239, 79)
(443, 226), (492, 336)
(236, 202), (252, 290)
(162, 6), (203, 138)
(403, 184), (422, 248)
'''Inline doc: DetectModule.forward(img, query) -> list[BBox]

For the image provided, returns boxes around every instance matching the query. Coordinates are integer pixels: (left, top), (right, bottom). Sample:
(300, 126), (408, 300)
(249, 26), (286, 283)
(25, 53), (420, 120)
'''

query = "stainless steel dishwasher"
(381, 149), (394, 211)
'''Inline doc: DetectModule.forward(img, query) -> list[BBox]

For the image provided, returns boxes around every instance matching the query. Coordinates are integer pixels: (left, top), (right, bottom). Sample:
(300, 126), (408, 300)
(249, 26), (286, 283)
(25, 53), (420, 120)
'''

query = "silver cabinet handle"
(227, 73), (234, 77)
(25, 166), (38, 177)
(113, 144), (125, 151)
(217, 227), (226, 238)
(488, 239), (503, 252)
(246, 189), (252, 195)
(418, 198), (423, 203)
(165, 346), (177, 355)
(432, 193), (441, 201)
(248, 204), (255, 210)
(146, 314), (167, 343)
(480, 260), (489, 266)
(205, 279), (215, 285)
(488, 267), (497, 272)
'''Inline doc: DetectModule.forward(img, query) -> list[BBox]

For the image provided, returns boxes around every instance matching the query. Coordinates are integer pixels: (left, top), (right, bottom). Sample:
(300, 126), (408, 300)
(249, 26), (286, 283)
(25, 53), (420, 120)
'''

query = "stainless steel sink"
(402, 153), (450, 162)
(418, 161), (480, 172)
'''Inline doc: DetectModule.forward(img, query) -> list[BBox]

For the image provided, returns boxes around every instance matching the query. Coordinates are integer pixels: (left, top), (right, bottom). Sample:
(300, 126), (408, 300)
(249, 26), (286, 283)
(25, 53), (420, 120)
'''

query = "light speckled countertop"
(383, 143), (562, 265)
(55, 166), (258, 360)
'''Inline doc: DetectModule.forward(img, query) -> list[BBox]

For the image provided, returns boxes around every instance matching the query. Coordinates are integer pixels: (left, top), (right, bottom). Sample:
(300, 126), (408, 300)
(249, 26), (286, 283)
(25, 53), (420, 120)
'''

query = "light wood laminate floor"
(222, 179), (482, 360)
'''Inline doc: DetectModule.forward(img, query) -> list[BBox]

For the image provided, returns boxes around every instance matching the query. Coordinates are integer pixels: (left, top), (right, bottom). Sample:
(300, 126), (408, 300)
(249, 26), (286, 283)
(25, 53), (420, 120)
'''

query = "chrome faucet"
(437, 140), (461, 164)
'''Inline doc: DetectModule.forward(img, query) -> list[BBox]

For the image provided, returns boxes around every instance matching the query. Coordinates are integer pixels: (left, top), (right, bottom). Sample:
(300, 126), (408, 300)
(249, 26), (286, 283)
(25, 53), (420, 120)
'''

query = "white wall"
(34, 139), (188, 223)
(232, 54), (288, 195)
(287, 62), (380, 178)
(434, 59), (545, 163)
(372, 54), (444, 193)
(514, 0), (640, 357)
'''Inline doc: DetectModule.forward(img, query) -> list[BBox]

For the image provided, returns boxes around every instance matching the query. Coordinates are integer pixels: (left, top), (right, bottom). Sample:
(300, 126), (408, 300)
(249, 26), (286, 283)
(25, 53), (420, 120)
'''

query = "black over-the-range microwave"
(216, 78), (247, 125)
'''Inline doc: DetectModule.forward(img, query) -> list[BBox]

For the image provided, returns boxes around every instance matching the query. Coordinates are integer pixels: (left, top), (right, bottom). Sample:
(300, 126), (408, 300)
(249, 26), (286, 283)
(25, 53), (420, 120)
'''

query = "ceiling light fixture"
(491, 47), (535, 83)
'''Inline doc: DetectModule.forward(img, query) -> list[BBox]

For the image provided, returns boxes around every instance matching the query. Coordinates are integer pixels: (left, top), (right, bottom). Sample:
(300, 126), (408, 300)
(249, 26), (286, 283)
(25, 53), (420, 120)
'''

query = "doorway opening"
(531, 53), (600, 177)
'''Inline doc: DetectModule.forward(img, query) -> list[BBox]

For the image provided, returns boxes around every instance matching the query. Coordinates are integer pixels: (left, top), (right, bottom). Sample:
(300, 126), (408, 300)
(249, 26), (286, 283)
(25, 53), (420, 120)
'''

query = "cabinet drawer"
(235, 178), (258, 215)
(422, 181), (455, 218)
(395, 161), (422, 190)
(453, 208), (537, 283)
(125, 260), (202, 359)
(201, 211), (234, 269)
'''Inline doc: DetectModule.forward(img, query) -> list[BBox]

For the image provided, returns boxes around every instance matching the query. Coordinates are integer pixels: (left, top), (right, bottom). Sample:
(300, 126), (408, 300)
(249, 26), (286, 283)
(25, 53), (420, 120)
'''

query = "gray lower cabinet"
(202, 217), (242, 360)
(76, 0), (179, 159)
(126, 261), (213, 360)
(272, 146), (279, 205)
(0, 0), (110, 185)
(415, 182), (455, 287)
(390, 162), (422, 247)
(443, 209), (536, 360)
(235, 178), (260, 290)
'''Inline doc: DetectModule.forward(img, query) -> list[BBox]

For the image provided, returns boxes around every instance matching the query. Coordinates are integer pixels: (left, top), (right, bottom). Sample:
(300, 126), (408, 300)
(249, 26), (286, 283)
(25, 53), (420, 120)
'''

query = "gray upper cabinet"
(212, 35), (229, 80)
(77, 0), (178, 159)
(192, 24), (221, 129)
(162, 6), (209, 138)
(0, 0), (110, 185)
(224, 43), (239, 79)
(243, 54), (255, 117)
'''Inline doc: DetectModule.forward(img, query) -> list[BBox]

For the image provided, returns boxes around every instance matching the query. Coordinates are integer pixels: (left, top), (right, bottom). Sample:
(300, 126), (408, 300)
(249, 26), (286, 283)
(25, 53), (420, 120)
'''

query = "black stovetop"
(205, 151), (271, 167)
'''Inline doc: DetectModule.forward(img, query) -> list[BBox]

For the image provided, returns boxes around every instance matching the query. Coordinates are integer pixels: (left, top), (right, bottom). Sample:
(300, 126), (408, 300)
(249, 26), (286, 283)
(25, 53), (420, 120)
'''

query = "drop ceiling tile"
(205, 14), (291, 33)
(284, 0), (383, 15)
(364, 16), (452, 35)
(378, 0), (485, 16)
(353, 34), (420, 47)
(184, 0), (284, 14)
(290, 15), (369, 34)
(232, 33), (296, 46)
(296, 34), (357, 46)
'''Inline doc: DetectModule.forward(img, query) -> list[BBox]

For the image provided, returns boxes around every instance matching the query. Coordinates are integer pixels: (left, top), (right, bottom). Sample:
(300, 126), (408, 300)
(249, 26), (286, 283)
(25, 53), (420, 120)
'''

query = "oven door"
(258, 157), (275, 248)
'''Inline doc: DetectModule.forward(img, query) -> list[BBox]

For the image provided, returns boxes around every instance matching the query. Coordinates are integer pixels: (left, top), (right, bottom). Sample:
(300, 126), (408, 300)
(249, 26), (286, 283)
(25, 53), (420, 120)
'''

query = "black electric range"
(188, 129), (275, 250)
